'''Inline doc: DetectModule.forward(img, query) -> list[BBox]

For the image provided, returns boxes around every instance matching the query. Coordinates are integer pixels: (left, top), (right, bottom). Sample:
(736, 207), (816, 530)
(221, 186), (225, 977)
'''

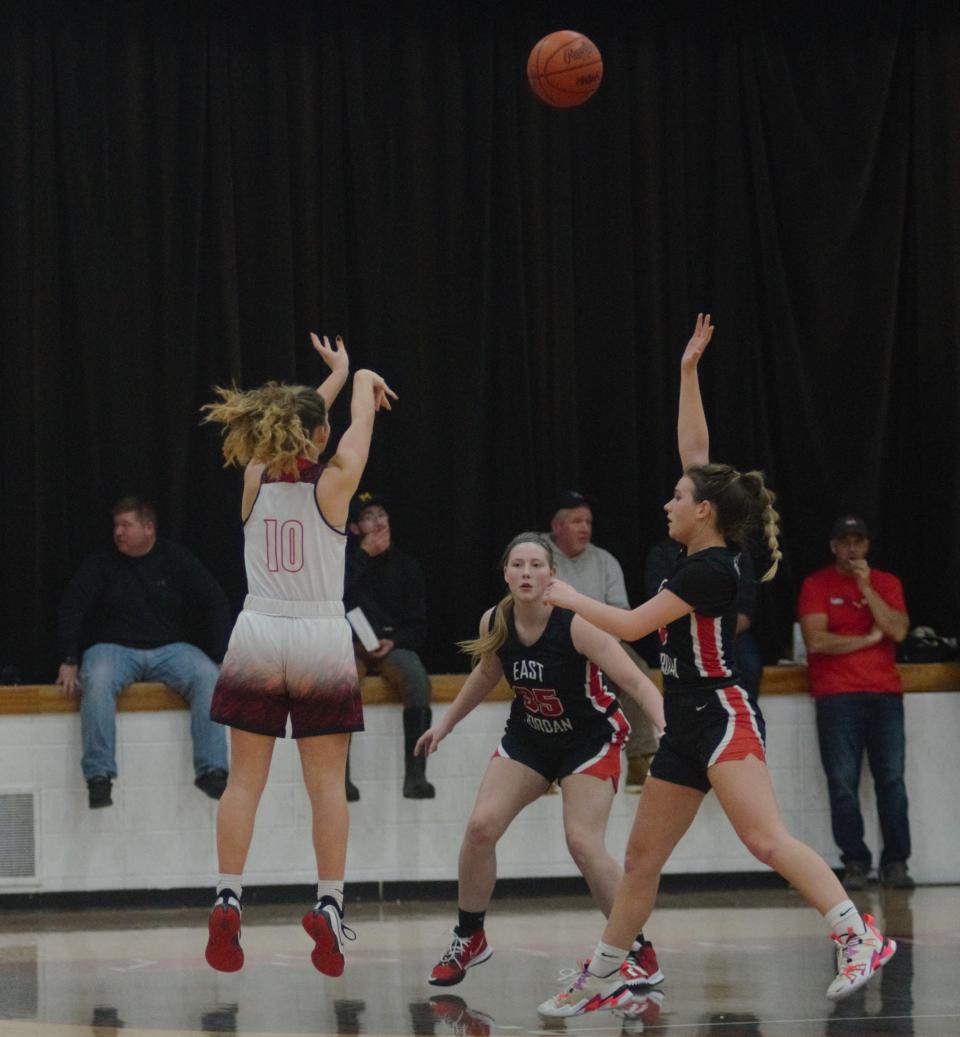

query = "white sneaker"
(826, 913), (896, 1001)
(538, 966), (632, 1018)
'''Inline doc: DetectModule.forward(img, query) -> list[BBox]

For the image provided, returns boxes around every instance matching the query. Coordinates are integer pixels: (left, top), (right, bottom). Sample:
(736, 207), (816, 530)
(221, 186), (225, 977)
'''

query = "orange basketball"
(527, 30), (603, 108)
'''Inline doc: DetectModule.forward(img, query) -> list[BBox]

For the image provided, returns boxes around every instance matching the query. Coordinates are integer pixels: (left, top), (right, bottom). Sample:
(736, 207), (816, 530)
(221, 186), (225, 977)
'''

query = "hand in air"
(370, 372), (398, 412)
(544, 578), (578, 609)
(681, 313), (715, 371)
(310, 332), (349, 375)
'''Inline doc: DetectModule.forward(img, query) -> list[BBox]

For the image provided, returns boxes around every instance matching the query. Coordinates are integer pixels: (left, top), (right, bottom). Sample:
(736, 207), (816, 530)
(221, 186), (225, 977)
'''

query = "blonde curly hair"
(201, 382), (328, 479)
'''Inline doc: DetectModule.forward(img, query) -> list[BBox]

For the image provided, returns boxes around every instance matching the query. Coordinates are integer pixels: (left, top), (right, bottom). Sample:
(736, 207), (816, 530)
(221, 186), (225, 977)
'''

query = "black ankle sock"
(319, 895), (343, 916)
(455, 909), (485, 936)
(632, 932), (645, 951)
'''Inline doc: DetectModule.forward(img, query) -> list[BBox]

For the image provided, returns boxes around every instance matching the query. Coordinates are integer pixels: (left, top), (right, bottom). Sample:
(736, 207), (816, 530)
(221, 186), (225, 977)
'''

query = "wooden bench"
(1, 663), (958, 715)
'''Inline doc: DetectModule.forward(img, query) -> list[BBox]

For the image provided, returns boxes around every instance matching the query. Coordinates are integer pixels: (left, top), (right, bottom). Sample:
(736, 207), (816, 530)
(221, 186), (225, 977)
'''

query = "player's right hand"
(681, 312), (715, 370)
(415, 726), (447, 756)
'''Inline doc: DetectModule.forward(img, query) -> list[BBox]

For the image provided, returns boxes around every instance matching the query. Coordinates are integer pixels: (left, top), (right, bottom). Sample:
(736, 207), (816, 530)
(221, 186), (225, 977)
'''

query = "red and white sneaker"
(612, 989), (665, 1033)
(620, 941), (664, 987)
(428, 930), (493, 986)
(429, 994), (495, 1036)
(826, 912), (896, 1001)
(538, 966), (633, 1018)
(302, 902), (356, 977)
(205, 890), (243, 972)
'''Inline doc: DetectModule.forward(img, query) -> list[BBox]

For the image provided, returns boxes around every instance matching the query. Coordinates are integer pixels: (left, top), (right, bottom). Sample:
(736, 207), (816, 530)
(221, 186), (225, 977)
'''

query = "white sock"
(317, 881), (344, 914)
(586, 940), (629, 978)
(824, 899), (866, 939)
(216, 874), (243, 900)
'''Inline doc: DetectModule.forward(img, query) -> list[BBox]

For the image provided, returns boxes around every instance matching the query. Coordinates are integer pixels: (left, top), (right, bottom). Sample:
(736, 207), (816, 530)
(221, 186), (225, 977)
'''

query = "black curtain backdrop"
(2, 0), (959, 681)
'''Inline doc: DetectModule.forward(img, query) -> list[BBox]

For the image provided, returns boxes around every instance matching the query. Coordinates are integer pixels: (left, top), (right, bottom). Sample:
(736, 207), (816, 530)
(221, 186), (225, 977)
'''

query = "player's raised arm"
(317, 369), (397, 526)
(677, 313), (714, 470)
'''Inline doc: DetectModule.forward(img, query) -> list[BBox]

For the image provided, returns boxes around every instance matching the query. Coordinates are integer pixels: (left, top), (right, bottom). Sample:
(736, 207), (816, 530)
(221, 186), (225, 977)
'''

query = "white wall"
(1, 693), (958, 893)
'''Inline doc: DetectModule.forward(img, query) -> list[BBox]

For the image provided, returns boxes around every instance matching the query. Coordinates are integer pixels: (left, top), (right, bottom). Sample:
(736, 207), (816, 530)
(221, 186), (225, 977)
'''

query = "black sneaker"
(195, 768), (229, 800)
(843, 860), (869, 891)
(87, 775), (113, 809)
(880, 861), (915, 889)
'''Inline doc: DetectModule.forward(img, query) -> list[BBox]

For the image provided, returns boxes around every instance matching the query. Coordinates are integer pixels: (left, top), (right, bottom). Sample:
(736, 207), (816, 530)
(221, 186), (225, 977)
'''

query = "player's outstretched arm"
(416, 615), (504, 756)
(678, 312), (714, 470)
(546, 578), (693, 641)
(570, 616), (665, 733)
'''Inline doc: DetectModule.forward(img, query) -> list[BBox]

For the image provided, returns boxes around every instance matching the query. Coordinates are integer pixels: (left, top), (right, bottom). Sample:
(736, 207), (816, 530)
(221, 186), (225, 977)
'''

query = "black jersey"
(656, 546), (742, 694)
(495, 605), (629, 746)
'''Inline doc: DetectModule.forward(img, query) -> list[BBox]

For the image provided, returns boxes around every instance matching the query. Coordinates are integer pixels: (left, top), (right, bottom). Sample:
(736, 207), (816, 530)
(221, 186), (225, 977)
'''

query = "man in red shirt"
(798, 515), (913, 890)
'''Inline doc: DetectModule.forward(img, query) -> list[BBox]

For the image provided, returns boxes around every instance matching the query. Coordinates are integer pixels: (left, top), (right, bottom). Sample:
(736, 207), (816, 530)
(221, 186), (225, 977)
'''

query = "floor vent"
(0, 793), (36, 878)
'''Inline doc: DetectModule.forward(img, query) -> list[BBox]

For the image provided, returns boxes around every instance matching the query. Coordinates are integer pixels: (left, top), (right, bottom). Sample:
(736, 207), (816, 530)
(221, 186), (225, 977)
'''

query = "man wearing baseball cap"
(797, 515), (913, 890)
(344, 491), (434, 800)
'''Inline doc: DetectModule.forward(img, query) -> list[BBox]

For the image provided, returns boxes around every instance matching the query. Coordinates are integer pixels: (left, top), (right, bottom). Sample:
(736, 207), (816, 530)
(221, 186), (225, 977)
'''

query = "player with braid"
(537, 315), (896, 1017)
(200, 334), (396, 976)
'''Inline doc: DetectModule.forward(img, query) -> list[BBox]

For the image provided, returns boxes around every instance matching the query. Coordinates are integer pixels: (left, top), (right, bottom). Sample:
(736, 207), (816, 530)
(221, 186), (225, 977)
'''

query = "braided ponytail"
(739, 471), (782, 581)
(686, 464), (782, 581)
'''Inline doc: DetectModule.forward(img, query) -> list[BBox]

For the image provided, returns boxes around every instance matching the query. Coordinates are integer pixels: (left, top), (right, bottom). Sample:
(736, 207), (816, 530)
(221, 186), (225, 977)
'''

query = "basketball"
(527, 30), (603, 108)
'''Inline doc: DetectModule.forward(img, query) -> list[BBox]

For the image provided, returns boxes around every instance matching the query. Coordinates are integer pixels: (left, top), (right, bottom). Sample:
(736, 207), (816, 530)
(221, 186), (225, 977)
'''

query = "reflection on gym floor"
(0, 885), (957, 1036)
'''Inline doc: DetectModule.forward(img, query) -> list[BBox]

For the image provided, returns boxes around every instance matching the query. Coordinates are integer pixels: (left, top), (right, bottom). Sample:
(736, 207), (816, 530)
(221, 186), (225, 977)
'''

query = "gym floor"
(0, 884), (957, 1037)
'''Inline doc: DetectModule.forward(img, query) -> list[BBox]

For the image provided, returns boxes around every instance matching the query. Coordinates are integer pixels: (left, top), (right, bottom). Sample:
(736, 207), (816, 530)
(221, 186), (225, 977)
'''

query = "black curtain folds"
(2, 1), (958, 679)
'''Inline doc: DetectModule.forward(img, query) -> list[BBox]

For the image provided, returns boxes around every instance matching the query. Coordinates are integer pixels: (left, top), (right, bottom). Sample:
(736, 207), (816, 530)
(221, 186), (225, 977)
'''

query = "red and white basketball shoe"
(302, 901), (356, 977)
(620, 941), (664, 987)
(205, 890), (243, 972)
(428, 930), (493, 986)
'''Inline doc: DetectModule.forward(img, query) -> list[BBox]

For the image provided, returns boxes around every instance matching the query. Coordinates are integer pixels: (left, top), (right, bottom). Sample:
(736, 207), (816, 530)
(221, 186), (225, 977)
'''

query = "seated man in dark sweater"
(56, 496), (231, 808)
(344, 491), (434, 799)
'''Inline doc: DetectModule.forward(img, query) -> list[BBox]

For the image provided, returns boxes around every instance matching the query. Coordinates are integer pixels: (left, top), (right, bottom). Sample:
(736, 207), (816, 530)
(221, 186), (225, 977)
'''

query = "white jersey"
(243, 461), (347, 609)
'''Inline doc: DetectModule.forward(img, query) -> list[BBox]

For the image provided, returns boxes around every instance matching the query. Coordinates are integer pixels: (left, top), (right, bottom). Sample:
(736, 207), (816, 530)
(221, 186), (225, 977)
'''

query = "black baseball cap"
(349, 491), (388, 524)
(830, 514), (870, 540)
(551, 489), (593, 519)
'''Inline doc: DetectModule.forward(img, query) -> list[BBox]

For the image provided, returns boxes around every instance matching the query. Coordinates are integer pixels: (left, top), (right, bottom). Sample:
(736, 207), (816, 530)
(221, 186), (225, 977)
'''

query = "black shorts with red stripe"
(495, 728), (624, 790)
(650, 685), (766, 793)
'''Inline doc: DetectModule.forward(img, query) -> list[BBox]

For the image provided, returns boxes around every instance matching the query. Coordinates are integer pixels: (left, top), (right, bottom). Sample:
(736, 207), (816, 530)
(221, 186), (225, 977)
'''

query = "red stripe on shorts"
(709, 686), (765, 766)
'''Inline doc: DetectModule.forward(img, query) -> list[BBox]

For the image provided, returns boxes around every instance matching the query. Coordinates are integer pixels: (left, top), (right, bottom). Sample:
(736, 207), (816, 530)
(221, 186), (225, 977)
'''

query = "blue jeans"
(815, 692), (911, 868)
(79, 642), (228, 781)
(734, 631), (763, 704)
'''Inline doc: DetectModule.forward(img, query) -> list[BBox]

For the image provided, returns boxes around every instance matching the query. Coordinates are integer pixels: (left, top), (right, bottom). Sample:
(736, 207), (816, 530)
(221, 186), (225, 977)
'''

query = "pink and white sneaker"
(538, 966), (633, 1018)
(826, 912), (896, 1001)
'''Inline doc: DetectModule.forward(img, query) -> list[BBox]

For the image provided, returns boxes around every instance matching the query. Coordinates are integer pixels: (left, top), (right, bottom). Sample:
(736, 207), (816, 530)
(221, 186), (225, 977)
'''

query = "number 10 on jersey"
(265, 518), (305, 573)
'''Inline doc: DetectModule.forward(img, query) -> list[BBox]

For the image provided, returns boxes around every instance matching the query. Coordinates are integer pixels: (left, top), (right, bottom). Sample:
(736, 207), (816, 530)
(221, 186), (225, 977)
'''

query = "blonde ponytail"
(458, 595), (514, 663)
